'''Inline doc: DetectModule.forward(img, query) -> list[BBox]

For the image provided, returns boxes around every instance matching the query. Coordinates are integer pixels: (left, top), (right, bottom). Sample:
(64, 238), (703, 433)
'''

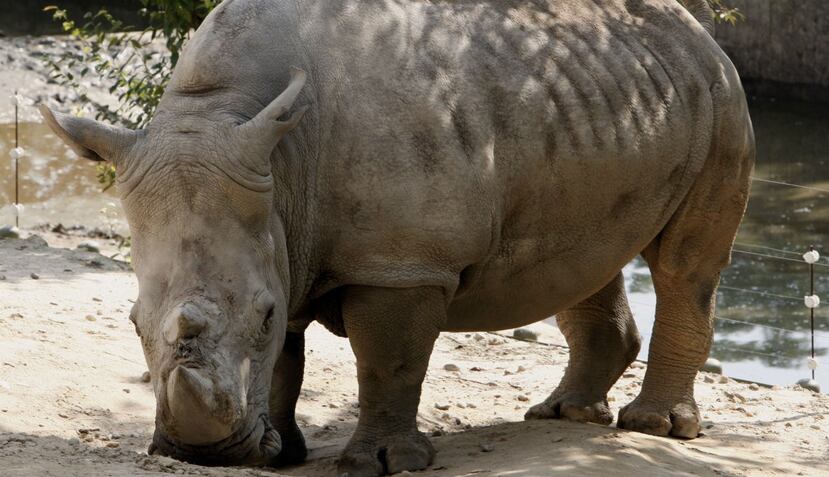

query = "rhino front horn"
(166, 365), (234, 445)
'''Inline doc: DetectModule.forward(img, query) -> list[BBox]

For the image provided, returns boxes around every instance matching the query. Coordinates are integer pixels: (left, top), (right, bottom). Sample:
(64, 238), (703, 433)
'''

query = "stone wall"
(714, 0), (829, 101)
(0, 0), (145, 37)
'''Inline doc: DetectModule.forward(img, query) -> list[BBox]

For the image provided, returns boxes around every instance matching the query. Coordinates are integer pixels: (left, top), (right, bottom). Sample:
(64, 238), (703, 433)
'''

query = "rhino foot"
(617, 398), (700, 438)
(269, 422), (307, 467)
(337, 431), (435, 477)
(524, 391), (613, 425)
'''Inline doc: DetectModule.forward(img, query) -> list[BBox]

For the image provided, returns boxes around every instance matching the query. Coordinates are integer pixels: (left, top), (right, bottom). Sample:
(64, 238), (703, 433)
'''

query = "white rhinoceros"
(41, 0), (754, 475)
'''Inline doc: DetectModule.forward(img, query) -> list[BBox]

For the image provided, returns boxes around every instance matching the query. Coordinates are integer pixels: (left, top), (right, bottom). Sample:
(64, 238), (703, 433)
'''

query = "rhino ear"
(236, 67), (308, 154)
(39, 105), (138, 163)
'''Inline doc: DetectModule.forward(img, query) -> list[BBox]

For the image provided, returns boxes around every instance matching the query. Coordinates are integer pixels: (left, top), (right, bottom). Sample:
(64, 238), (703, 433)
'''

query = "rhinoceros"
(41, 0), (754, 474)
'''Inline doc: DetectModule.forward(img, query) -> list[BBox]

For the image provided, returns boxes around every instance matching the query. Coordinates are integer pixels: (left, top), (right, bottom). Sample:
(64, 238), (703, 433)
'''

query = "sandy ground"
(1, 230), (828, 477)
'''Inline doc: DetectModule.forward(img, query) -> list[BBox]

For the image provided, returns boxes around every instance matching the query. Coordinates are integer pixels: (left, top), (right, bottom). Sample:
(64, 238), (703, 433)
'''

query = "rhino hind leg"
(338, 285), (444, 477)
(525, 272), (640, 425)
(618, 107), (753, 438)
(268, 331), (309, 466)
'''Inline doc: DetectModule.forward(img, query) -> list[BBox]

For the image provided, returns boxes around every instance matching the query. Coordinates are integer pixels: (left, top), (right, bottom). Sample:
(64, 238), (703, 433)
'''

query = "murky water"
(1, 98), (827, 388)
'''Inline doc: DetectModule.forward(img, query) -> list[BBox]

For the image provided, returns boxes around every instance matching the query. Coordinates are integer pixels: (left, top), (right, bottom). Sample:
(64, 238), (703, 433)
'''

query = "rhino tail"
(678, 0), (715, 36)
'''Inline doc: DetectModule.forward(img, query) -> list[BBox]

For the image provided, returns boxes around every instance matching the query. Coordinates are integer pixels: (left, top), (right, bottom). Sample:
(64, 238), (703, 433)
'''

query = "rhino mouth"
(149, 414), (282, 467)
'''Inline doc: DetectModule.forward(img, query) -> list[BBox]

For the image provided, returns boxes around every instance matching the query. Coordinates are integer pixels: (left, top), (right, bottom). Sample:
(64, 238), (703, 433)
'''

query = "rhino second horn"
(166, 365), (234, 445)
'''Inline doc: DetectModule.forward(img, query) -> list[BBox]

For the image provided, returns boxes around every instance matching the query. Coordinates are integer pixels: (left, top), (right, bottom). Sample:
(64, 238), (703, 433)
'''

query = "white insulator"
(12, 203), (23, 217)
(9, 147), (25, 160)
(803, 250), (820, 264)
(808, 357), (818, 370)
(804, 295), (821, 308)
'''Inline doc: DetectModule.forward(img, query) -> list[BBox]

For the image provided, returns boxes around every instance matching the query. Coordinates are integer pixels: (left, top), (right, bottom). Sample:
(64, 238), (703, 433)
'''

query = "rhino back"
(167, 0), (744, 317)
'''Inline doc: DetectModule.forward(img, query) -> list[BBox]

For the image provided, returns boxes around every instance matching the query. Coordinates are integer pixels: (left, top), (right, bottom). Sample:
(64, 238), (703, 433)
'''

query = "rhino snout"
(166, 365), (237, 445)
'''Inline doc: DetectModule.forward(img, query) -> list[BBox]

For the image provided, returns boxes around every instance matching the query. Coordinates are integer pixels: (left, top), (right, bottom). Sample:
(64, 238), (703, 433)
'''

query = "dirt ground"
(1, 230), (828, 477)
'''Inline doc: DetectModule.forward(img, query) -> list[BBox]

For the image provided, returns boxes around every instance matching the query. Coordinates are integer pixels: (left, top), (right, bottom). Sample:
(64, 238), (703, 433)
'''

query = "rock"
(701, 358), (723, 374)
(0, 274), (5, 280)
(796, 378), (821, 393)
(749, 383), (760, 391)
(480, 442), (494, 452)
(513, 328), (538, 341)
(435, 403), (450, 411)
(630, 361), (646, 369)
(473, 333), (485, 341)
(0, 225), (20, 239)
(704, 375), (715, 383)
(516, 394), (529, 402)
(85, 315), (97, 322)
(30, 272), (39, 280)
(551, 436), (564, 443)
(623, 373), (636, 378)
(77, 241), (101, 253)
(140, 371), (151, 383)
(718, 375), (729, 384)
(443, 363), (460, 372)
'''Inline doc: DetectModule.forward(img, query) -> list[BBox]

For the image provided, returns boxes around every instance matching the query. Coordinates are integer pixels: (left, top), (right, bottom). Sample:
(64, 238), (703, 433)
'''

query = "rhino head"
(40, 68), (308, 466)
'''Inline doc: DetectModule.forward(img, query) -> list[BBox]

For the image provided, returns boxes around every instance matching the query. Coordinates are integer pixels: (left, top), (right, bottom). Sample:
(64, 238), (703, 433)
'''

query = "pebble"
(551, 436), (564, 443)
(513, 328), (538, 341)
(623, 373), (636, 378)
(704, 375), (716, 383)
(701, 358), (723, 374)
(0, 225), (20, 239)
(0, 274), (5, 280)
(516, 394), (529, 402)
(435, 403), (451, 411)
(77, 240), (101, 253)
(140, 371), (151, 383)
(630, 362), (646, 369)
(473, 333), (485, 341)
(480, 442), (494, 452)
(30, 272), (39, 280)
(443, 363), (460, 372)
(718, 375), (729, 384)
(796, 378), (821, 393)
(749, 383), (760, 391)
(85, 315), (97, 322)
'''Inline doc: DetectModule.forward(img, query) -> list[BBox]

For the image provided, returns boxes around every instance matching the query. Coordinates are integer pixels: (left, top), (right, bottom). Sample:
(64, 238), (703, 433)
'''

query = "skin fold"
(41, 0), (755, 475)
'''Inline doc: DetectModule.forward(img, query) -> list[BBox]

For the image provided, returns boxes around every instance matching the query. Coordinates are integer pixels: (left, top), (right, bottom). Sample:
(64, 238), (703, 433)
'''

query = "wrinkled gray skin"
(41, 0), (754, 475)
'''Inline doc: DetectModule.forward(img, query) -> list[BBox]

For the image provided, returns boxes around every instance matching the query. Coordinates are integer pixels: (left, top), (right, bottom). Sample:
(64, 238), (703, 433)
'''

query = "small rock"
(513, 328), (538, 341)
(811, 425), (820, 430)
(473, 333), (485, 341)
(443, 363), (460, 372)
(0, 225), (20, 239)
(516, 394), (529, 402)
(630, 362), (645, 369)
(704, 375), (716, 383)
(105, 441), (119, 448)
(796, 378), (821, 393)
(435, 403), (451, 411)
(749, 383), (760, 391)
(623, 373), (636, 378)
(718, 375), (729, 384)
(701, 358), (723, 374)
(58, 413), (68, 418)
(480, 442), (494, 452)
(0, 275), (5, 280)
(551, 436), (564, 443)
(140, 371), (151, 383)
(30, 272), (39, 280)
(67, 438), (80, 446)
(85, 315), (97, 322)
(77, 241), (101, 253)
(466, 403), (477, 409)
(516, 365), (527, 373)
(785, 422), (792, 427)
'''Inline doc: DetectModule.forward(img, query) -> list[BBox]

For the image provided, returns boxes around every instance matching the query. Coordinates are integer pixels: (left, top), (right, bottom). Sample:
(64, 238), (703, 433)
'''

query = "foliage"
(708, 0), (744, 25)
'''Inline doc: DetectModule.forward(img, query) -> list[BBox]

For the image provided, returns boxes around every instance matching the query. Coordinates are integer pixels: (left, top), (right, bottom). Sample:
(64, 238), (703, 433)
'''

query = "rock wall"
(0, 1), (145, 37)
(714, 0), (829, 101)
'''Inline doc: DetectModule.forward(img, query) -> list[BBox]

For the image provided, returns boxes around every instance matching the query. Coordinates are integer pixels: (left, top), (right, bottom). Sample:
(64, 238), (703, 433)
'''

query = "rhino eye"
(261, 305), (275, 335)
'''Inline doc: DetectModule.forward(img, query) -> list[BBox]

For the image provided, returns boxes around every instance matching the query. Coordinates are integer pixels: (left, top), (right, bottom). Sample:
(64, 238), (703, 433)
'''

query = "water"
(1, 98), (827, 388)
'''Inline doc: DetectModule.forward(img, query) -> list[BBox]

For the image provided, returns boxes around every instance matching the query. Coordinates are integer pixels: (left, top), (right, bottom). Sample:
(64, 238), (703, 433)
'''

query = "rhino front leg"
(526, 272), (640, 425)
(338, 286), (444, 477)
(268, 331), (308, 466)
